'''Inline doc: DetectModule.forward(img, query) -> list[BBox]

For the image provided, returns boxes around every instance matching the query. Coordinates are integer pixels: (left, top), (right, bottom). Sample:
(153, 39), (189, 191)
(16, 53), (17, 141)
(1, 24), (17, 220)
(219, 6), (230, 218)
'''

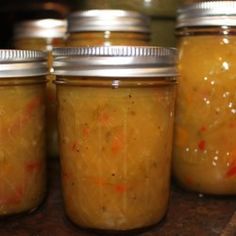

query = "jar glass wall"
(0, 50), (47, 216)
(13, 19), (66, 158)
(173, 1), (236, 195)
(57, 78), (176, 230)
(53, 46), (177, 231)
(66, 32), (150, 46)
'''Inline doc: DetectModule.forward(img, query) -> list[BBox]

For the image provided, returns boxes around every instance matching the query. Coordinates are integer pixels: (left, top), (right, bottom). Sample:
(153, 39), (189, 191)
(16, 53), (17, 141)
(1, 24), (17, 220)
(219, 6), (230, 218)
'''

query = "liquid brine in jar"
(174, 1), (236, 195)
(66, 10), (150, 46)
(0, 50), (47, 216)
(53, 46), (177, 231)
(13, 19), (66, 158)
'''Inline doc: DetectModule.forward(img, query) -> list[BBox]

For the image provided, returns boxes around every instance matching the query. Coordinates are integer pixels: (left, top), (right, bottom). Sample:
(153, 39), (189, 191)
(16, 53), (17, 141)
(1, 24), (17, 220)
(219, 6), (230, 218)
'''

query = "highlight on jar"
(65, 9), (150, 46)
(173, 1), (236, 195)
(0, 50), (48, 217)
(53, 46), (178, 231)
(13, 18), (67, 158)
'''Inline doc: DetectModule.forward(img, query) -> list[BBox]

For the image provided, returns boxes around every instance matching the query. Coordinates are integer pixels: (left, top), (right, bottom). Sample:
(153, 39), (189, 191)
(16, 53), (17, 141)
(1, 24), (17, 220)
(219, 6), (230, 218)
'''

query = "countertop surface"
(1, 159), (236, 236)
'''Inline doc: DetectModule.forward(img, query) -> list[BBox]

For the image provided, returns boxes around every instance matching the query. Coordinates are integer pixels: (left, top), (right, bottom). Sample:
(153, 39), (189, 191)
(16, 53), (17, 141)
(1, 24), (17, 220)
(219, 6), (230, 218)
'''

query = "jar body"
(14, 37), (64, 158)
(66, 31), (150, 46)
(57, 77), (176, 230)
(0, 77), (46, 216)
(173, 27), (236, 195)
(79, 0), (183, 46)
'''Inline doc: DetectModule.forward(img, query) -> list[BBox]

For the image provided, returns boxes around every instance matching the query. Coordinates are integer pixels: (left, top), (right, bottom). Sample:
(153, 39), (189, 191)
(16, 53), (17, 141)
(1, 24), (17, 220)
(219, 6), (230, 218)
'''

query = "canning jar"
(66, 10), (150, 46)
(0, 50), (47, 216)
(14, 19), (66, 158)
(79, 0), (184, 46)
(53, 46), (177, 231)
(173, 1), (236, 195)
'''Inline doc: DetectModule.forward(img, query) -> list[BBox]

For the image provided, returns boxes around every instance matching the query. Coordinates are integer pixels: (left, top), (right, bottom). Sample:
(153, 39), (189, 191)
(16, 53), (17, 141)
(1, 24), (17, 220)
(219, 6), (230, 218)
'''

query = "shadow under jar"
(53, 46), (177, 231)
(173, 1), (236, 195)
(0, 50), (48, 217)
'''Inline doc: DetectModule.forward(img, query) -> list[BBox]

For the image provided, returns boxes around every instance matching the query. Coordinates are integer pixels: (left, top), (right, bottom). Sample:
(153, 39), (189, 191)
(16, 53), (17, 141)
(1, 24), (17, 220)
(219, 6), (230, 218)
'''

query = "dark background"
(0, 0), (78, 48)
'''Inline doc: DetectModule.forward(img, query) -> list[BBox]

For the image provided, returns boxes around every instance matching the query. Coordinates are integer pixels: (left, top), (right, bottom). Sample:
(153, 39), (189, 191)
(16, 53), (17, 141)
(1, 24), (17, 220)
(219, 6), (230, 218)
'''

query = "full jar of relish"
(13, 19), (66, 52)
(0, 50), (47, 216)
(66, 10), (150, 46)
(53, 46), (177, 231)
(78, 0), (183, 46)
(173, 1), (236, 195)
(13, 19), (66, 158)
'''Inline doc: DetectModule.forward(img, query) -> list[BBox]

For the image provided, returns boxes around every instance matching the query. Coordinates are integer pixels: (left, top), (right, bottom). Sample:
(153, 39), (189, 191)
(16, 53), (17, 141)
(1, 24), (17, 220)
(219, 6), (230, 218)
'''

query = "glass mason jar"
(173, 1), (236, 195)
(78, 0), (184, 46)
(13, 19), (66, 158)
(0, 50), (47, 216)
(66, 10), (150, 47)
(53, 46), (177, 231)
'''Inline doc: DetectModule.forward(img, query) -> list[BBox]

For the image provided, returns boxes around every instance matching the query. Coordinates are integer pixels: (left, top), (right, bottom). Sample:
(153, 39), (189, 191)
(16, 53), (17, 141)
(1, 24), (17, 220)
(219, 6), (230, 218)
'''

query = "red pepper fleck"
(185, 176), (193, 186)
(198, 140), (206, 151)
(47, 91), (56, 103)
(25, 96), (43, 114)
(52, 38), (63, 46)
(200, 126), (207, 132)
(225, 164), (236, 178)
(115, 184), (127, 193)
(8, 96), (43, 136)
(62, 172), (70, 181)
(25, 161), (42, 173)
(71, 141), (80, 152)
(82, 127), (90, 138)
(72, 143), (76, 150)
(98, 111), (110, 125)
(111, 138), (123, 154)
(0, 186), (24, 204)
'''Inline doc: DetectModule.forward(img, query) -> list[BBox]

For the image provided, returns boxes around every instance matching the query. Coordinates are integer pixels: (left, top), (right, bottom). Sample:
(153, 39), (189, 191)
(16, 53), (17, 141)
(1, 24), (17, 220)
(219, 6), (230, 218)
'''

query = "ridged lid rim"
(0, 50), (48, 77)
(53, 46), (178, 78)
(177, 1), (236, 28)
(0, 49), (46, 61)
(53, 46), (176, 57)
(67, 9), (150, 33)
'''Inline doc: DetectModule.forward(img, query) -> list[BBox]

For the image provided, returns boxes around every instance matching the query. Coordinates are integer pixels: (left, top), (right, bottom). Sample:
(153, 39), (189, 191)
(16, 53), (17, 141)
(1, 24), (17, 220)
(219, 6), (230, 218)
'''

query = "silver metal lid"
(0, 50), (48, 77)
(67, 10), (150, 33)
(177, 1), (236, 28)
(14, 19), (67, 39)
(53, 46), (177, 78)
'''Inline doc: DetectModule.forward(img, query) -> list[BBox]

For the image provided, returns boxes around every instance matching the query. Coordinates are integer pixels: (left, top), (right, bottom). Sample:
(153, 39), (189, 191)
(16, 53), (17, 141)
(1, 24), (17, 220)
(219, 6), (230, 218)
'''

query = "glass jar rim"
(176, 1), (236, 28)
